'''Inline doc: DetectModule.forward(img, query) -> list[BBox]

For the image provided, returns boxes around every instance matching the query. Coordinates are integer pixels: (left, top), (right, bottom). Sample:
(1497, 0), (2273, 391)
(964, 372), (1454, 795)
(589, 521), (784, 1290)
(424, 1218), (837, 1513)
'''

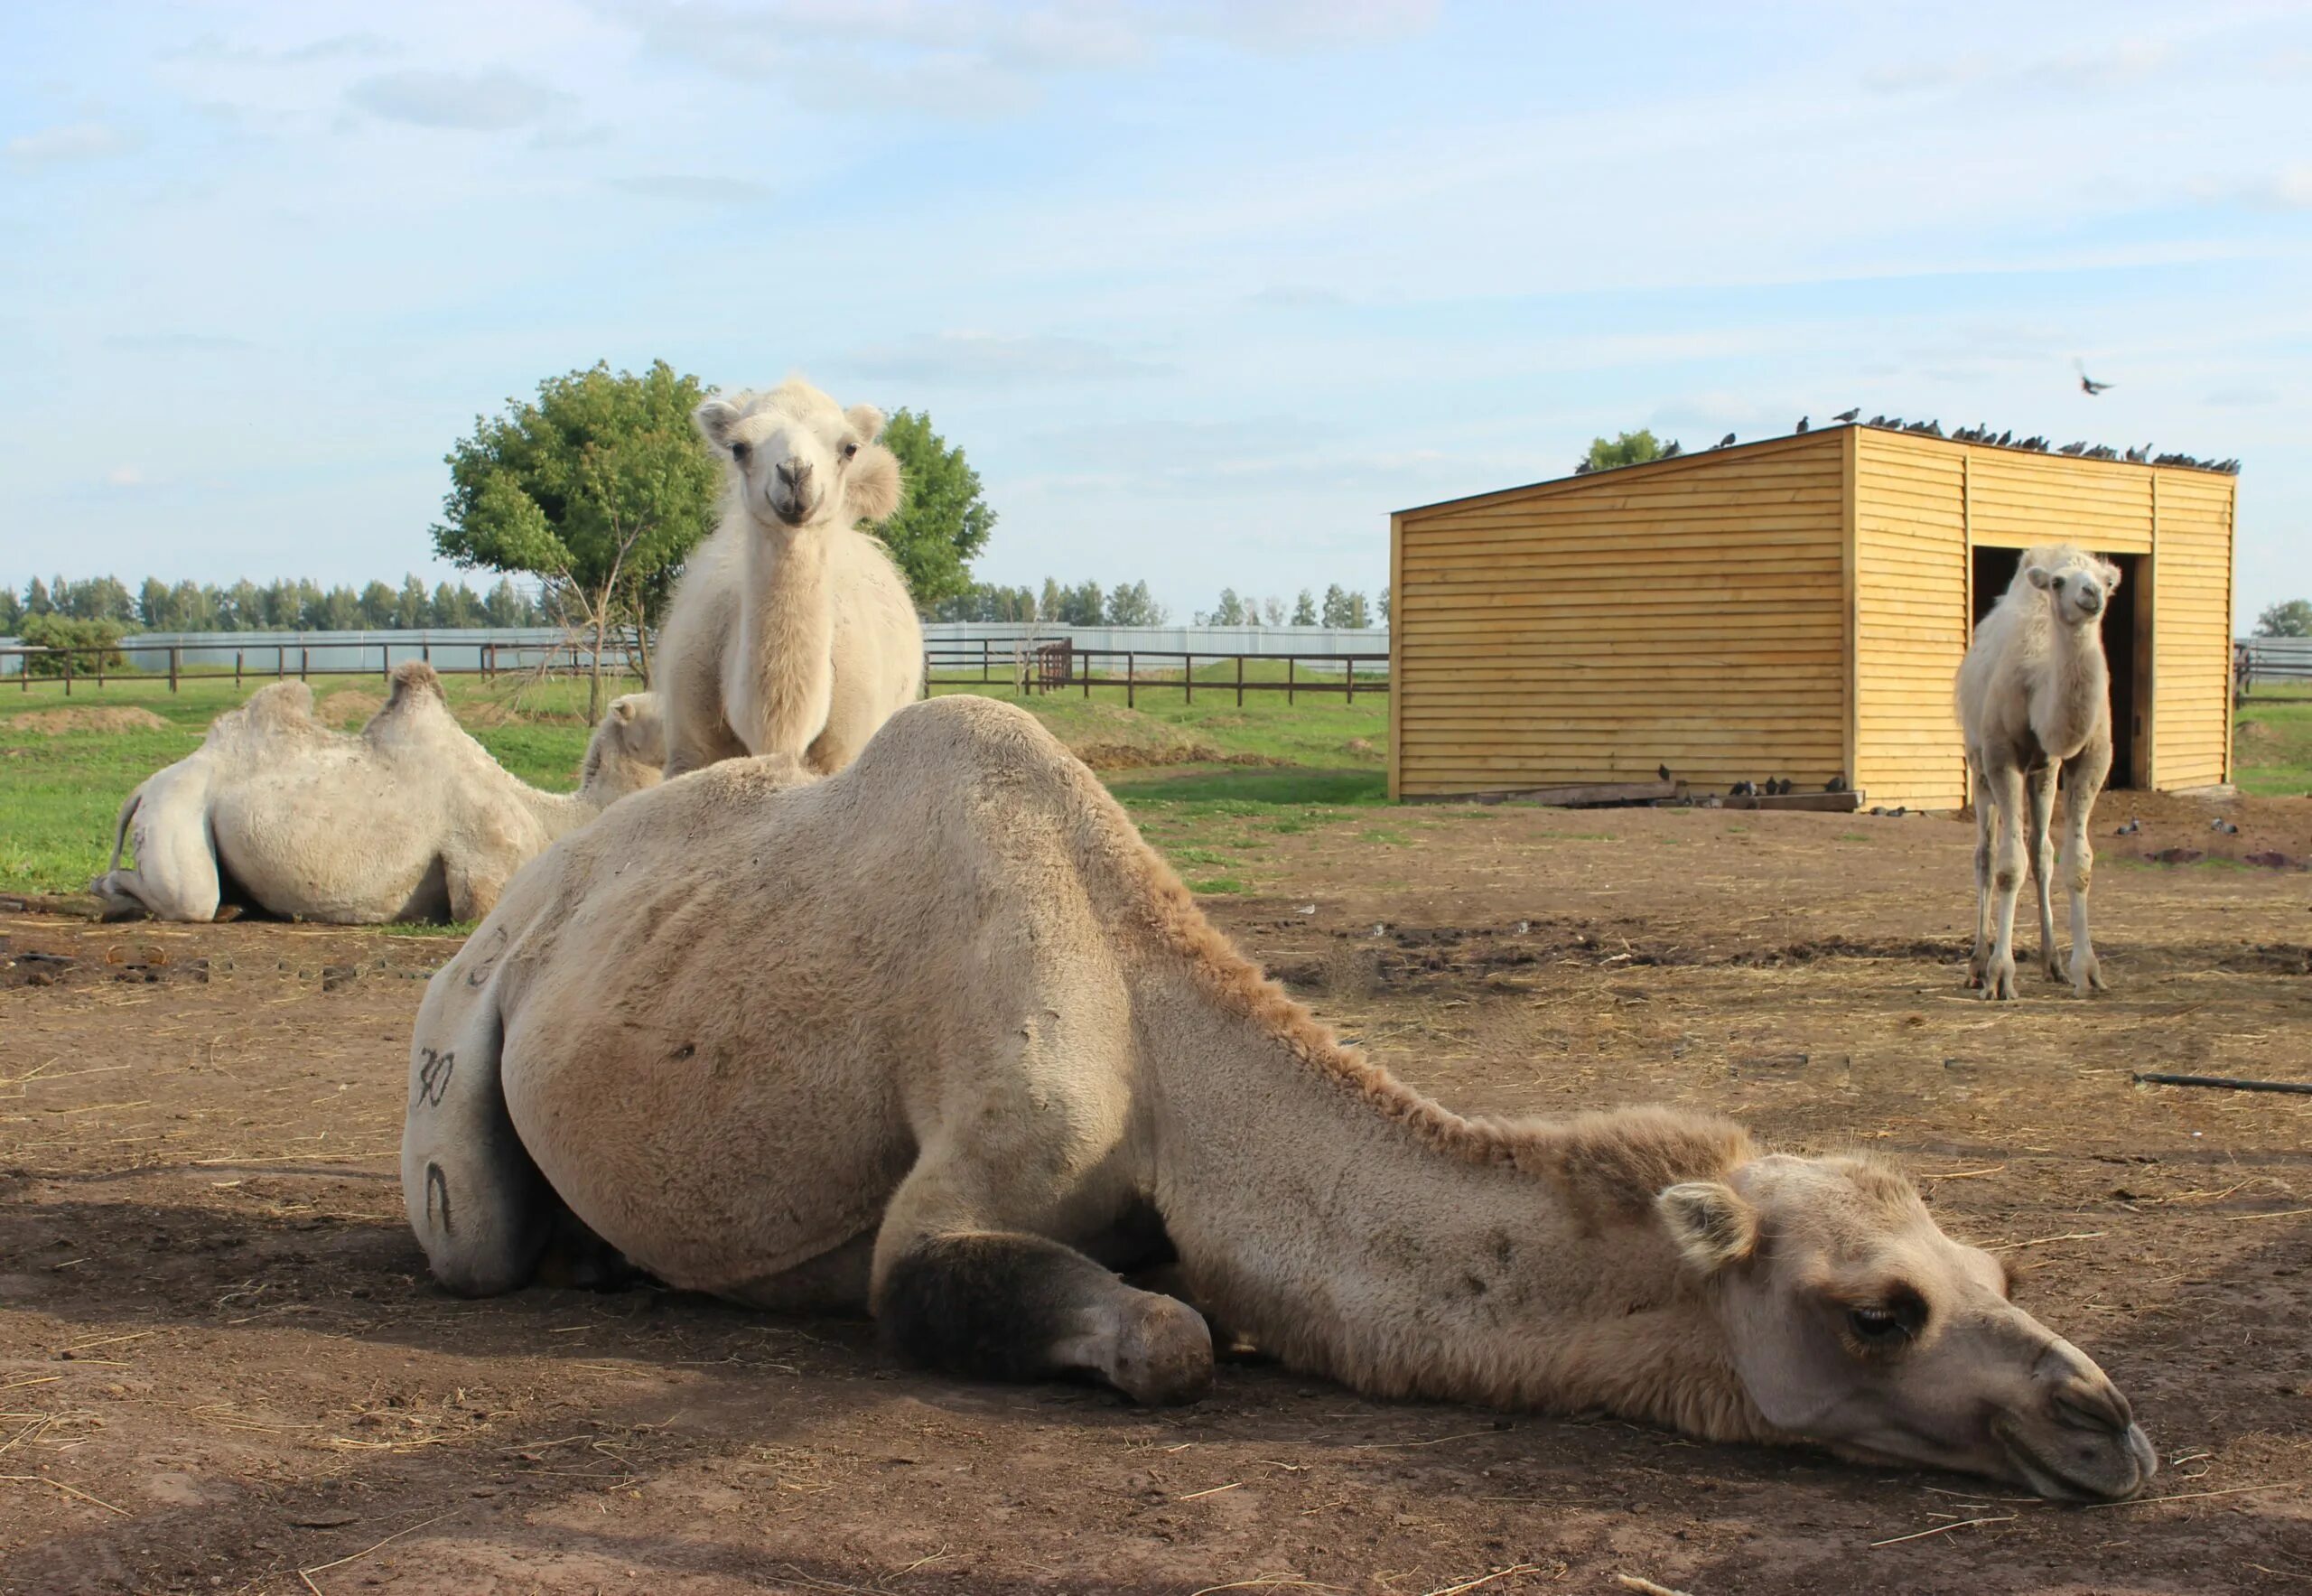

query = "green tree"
(1581, 429), (1673, 472)
(20, 614), (126, 676)
(358, 581), (397, 629)
(434, 359), (719, 716)
(1378, 584), (1390, 623)
(1207, 588), (1250, 626)
(2255, 600), (2312, 638)
(0, 587), (23, 633)
(1291, 588), (1317, 626)
(1105, 581), (1166, 626)
(138, 577), (172, 630)
(877, 409), (995, 608)
(1319, 584), (1351, 627)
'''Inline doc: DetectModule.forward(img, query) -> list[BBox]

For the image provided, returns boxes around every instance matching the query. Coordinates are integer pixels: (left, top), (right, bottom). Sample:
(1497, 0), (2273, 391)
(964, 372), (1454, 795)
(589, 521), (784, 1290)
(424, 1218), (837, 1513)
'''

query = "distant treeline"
(1, 574), (549, 635)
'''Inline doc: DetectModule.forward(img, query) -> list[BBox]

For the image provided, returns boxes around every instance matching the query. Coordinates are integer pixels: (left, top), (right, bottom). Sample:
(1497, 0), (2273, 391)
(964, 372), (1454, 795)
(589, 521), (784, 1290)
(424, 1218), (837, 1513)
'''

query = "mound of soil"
(5, 705), (170, 734)
(313, 690), (383, 727)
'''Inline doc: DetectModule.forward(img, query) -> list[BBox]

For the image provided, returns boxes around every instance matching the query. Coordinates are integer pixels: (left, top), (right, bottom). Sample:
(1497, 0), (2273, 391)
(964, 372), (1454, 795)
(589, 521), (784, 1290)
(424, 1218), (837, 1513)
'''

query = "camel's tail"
(105, 784), (144, 874)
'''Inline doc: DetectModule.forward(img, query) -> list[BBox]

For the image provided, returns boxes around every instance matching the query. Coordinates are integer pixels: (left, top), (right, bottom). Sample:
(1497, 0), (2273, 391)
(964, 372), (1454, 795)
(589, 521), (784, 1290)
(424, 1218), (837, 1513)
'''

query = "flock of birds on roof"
(1577, 412), (2239, 474)
(1573, 363), (2241, 477)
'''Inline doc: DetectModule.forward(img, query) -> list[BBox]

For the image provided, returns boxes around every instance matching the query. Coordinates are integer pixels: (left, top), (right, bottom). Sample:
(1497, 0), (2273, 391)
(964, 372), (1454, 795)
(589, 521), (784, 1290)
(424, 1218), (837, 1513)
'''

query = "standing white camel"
(91, 663), (664, 924)
(656, 378), (919, 777)
(1956, 545), (2120, 1000)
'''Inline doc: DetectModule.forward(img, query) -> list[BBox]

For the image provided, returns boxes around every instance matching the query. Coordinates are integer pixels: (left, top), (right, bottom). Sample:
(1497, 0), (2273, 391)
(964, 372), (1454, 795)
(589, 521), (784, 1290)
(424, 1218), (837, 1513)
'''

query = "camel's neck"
(2035, 615), (2111, 754)
(737, 526), (836, 758)
(1133, 964), (1774, 1442)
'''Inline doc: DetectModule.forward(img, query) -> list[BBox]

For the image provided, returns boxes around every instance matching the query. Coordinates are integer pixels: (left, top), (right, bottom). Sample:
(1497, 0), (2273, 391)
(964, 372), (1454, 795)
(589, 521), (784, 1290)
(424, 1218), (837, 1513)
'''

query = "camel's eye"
(1846, 1295), (1924, 1348)
(731, 440), (751, 463)
(841, 440), (859, 460)
(2052, 575), (2065, 589)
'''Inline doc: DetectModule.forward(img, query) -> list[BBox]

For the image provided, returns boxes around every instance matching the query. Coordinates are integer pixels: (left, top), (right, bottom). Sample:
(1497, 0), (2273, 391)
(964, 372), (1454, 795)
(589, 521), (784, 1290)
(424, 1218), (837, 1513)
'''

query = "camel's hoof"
(1109, 1293), (1214, 1406)
(2073, 958), (2108, 996)
(1980, 958), (2018, 1002)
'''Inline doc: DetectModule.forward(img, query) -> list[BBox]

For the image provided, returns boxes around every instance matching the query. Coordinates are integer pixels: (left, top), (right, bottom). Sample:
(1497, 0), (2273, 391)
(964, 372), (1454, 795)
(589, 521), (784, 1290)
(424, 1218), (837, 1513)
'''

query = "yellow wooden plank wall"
(1852, 432), (1970, 809)
(1968, 450), (2154, 553)
(1392, 434), (1848, 797)
(2151, 469), (2235, 788)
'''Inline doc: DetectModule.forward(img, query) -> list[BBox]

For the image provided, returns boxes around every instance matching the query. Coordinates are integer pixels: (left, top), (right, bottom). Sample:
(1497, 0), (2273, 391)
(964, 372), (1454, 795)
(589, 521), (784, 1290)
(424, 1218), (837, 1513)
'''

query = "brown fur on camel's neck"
(1088, 814), (1768, 1440)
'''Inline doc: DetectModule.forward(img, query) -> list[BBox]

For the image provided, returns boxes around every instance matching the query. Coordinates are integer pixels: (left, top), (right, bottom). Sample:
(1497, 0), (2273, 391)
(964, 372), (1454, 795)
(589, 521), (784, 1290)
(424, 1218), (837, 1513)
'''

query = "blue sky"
(3, 0), (2307, 623)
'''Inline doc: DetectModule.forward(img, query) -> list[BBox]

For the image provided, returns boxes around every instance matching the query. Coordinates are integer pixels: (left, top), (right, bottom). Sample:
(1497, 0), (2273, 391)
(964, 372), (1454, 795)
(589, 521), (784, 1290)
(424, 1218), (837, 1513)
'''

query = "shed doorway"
(1970, 546), (2144, 789)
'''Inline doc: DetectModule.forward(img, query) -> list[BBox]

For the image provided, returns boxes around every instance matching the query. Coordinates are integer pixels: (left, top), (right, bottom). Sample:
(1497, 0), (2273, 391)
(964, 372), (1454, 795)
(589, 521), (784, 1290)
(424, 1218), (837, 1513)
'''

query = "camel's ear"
(848, 443), (903, 524)
(694, 397), (744, 452)
(2099, 559), (2122, 592)
(844, 403), (887, 443)
(1657, 1181), (1758, 1275)
(611, 698), (634, 722)
(2024, 565), (2054, 591)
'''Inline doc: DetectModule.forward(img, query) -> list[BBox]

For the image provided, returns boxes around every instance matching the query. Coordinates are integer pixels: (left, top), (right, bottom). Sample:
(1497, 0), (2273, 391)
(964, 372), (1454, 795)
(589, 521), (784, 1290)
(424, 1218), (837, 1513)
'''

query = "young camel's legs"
(2026, 765), (2062, 982)
(2059, 742), (2112, 996)
(1981, 762), (2029, 1001)
(872, 1153), (1212, 1405)
(1968, 765), (1996, 989)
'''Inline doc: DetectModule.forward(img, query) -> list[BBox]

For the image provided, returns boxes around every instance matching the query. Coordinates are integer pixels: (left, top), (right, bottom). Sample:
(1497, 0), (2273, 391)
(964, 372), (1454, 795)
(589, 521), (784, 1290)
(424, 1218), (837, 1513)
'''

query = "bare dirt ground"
(4, 792), (2310, 1594)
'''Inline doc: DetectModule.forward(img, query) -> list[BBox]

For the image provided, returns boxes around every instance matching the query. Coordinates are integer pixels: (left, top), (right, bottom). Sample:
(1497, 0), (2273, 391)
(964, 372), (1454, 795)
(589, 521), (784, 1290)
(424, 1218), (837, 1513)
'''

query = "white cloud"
(601, 0), (1437, 114)
(5, 122), (139, 169)
(602, 172), (772, 203)
(345, 69), (570, 131)
(850, 331), (1164, 385)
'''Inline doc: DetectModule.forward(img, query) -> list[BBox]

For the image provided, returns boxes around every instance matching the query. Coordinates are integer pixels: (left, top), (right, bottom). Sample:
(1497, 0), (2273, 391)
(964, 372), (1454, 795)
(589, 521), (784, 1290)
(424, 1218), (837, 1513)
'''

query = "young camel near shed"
(1957, 545), (2121, 999)
(656, 378), (918, 777)
(404, 695), (2155, 1501)
(92, 663), (663, 924)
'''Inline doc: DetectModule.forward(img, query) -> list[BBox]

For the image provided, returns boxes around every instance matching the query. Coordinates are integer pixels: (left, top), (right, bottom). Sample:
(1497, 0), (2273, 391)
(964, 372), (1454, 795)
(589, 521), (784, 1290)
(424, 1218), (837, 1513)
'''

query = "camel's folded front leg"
(871, 1158), (1213, 1405)
(2026, 766), (2061, 983)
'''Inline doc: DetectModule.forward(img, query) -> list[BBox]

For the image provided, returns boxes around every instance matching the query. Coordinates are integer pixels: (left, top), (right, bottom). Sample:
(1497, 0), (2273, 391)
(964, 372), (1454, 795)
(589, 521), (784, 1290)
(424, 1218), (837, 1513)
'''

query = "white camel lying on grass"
(403, 695), (2154, 1501)
(92, 663), (662, 924)
(656, 377), (920, 777)
(1956, 544), (2121, 999)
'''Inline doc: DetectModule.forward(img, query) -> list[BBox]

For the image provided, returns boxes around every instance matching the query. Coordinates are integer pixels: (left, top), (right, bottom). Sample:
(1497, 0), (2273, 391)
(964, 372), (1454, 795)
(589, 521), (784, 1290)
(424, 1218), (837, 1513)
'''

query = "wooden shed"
(1388, 426), (2237, 809)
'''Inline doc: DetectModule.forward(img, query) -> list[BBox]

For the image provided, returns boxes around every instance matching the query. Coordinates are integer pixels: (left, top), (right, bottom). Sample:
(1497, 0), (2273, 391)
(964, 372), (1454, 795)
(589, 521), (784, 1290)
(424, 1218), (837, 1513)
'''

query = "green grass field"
(9, 670), (2302, 905)
(0, 668), (1387, 899)
(2233, 687), (2312, 797)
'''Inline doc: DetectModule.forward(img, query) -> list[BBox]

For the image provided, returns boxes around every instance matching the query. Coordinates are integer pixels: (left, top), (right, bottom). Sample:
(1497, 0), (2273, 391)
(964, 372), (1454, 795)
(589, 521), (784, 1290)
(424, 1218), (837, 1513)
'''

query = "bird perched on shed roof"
(1833, 407), (1860, 424)
(1795, 416), (1810, 434)
(1716, 432), (1736, 448)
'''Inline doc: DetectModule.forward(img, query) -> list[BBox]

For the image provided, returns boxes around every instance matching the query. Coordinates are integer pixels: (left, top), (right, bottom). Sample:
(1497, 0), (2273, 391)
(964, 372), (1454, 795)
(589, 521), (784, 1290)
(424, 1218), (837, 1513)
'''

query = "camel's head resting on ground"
(576, 692), (667, 804)
(2016, 543), (2121, 630)
(1659, 1153), (2156, 1499)
(694, 378), (903, 533)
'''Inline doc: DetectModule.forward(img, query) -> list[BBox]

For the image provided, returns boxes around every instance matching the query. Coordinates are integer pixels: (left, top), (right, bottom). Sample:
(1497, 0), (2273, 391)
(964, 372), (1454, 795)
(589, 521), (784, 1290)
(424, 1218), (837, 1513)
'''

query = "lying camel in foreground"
(93, 663), (662, 924)
(402, 695), (2154, 1500)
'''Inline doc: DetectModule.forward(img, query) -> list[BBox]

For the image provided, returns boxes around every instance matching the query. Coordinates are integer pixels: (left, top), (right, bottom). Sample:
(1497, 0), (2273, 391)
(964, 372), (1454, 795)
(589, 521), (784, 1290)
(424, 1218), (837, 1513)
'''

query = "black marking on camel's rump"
(415, 1048), (455, 1107)
(424, 1161), (453, 1237)
(881, 1232), (1123, 1384)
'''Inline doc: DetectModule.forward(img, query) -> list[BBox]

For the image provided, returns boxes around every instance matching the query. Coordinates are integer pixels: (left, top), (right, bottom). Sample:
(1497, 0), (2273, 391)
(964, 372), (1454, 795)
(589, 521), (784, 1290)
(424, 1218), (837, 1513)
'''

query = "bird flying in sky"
(2076, 359), (2114, 396)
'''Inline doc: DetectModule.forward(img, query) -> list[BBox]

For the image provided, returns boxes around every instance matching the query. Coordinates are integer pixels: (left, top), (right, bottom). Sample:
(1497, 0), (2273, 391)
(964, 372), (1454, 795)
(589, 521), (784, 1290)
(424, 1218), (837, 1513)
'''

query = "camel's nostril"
(2053, 1384), (2130, 1435)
